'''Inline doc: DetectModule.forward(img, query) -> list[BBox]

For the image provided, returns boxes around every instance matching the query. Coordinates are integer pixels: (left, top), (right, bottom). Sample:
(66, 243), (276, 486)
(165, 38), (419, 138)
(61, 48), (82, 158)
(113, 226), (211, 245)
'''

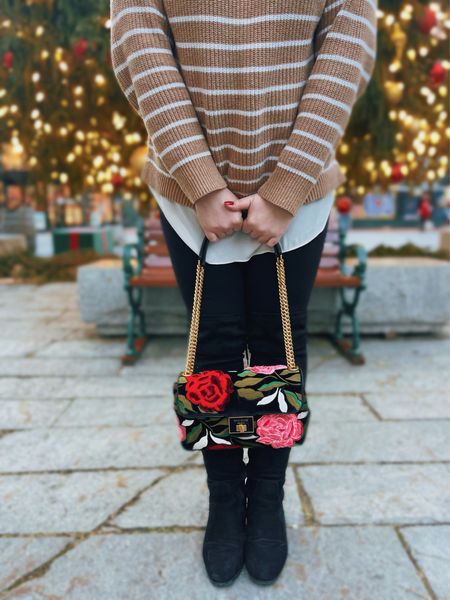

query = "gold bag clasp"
(228, 416), (254, 434)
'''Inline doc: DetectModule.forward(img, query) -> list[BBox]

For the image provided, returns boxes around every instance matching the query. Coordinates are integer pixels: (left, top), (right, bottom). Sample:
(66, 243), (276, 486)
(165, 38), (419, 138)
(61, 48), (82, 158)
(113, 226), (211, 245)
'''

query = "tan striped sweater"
(110, 0), (377, 216)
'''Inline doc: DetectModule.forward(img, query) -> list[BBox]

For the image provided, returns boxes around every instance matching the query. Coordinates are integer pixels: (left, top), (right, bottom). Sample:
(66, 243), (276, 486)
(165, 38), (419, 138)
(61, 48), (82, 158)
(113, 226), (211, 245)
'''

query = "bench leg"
(122, 286), (148, 365)
(332, 288), (365, 365)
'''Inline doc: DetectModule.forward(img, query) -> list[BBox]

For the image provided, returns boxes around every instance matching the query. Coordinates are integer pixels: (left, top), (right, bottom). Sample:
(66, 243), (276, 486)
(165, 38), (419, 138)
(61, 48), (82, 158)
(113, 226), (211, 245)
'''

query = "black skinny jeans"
(160, 208), (329, 481)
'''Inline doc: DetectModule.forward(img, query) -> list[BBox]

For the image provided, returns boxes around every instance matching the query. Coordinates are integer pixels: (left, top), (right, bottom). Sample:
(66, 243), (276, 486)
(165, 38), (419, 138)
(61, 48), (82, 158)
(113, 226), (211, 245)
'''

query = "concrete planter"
(77, 257), (450, 337)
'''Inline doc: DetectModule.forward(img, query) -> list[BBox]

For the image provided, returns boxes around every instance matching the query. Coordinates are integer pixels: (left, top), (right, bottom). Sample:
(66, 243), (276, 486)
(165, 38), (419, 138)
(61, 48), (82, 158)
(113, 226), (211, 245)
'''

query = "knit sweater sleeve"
(109, 0), (228, 204)
(257, 0), (378, 216)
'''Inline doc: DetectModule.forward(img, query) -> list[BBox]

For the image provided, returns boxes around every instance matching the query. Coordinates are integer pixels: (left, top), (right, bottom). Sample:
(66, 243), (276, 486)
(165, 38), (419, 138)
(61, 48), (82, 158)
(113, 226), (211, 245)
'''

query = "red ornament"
(429, 61), (446, 86)
(336, 196), (352, 214)
(73, 38), (89, 60)
(185, 370), (234, 412)
(419, 195), (432, 220)
(417, 7), (437, 34)
(3, 51), (13, 70)
(111, 173), (124, 187)
(391, 162), (404, 183)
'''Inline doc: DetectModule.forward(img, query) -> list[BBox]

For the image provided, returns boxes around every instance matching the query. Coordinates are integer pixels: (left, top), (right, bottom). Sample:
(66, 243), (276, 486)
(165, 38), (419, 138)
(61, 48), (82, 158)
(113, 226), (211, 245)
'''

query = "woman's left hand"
(223, 193), (294, 247)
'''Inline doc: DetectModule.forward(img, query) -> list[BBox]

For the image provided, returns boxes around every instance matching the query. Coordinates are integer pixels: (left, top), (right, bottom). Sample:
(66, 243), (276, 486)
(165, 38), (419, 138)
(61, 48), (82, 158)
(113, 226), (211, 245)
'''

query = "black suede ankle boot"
(202, 474), (247, 586)
(244, 476), (288, 585)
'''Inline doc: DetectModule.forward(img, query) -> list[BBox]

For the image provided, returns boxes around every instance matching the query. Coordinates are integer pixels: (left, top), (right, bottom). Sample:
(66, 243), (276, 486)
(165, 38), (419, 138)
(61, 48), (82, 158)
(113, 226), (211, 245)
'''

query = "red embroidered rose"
(185, 370), (233, 411)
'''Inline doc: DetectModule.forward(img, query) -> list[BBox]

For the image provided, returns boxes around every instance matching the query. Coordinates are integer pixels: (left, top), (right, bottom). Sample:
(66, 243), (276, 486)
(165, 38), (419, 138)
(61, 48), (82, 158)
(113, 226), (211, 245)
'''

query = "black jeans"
(160, 208), (328, 480)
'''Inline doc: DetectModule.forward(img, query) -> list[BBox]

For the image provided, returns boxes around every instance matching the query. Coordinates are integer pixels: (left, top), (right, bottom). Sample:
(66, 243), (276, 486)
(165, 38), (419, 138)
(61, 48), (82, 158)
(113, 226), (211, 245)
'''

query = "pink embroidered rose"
(256, 414), (303, 448)
(248, 364), (287, 375)
(178, 423), (186, 442)
(175, 414), (187, 441)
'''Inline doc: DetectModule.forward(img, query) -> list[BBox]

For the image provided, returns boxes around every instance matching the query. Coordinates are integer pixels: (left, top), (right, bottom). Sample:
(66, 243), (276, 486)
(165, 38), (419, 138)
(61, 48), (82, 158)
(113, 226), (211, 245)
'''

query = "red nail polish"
(224, 201), (234, 205)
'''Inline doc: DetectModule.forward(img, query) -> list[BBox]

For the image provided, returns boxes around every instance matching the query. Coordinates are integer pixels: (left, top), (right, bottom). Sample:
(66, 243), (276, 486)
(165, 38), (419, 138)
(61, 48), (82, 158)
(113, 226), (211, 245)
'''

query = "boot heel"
(202, 476), (247, 586)
(244, 477), (288, 585)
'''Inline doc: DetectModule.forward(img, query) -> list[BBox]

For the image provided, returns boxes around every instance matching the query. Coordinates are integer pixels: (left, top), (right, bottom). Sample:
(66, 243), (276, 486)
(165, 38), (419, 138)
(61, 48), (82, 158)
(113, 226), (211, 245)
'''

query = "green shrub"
(0, 250), (115, 284)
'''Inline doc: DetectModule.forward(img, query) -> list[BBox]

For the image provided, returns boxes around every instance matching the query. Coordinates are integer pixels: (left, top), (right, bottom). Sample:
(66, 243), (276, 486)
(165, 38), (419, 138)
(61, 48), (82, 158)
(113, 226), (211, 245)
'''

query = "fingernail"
(224, 201), (234, 205)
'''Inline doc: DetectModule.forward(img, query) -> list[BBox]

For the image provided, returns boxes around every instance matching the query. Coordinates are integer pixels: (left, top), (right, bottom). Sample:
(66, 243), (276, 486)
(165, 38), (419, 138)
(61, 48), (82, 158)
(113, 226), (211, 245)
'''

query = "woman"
(110, 0), (377, 587)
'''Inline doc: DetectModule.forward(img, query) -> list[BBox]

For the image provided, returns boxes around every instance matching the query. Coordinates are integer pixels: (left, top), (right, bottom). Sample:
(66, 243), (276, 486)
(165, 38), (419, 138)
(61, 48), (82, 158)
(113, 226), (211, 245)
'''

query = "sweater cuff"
(257, 166), (314, 216)
(169, 154), (228, 205)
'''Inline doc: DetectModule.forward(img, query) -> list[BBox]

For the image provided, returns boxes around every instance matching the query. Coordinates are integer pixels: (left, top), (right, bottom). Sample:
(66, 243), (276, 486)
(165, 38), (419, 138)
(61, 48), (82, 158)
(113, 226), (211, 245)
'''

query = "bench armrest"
(123, 219), (145, 285)
(338, 222), (367, 288)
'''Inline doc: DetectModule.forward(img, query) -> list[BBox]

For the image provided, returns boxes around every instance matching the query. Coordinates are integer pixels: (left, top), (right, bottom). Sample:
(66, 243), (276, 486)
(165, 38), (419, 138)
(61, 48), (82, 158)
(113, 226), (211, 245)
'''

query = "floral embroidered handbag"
(173, 235), (311, 450)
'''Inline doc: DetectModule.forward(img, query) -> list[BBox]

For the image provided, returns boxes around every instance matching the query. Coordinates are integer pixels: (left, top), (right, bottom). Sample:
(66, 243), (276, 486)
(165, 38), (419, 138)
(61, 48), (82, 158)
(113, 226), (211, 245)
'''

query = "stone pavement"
(0, 282), (449, 600)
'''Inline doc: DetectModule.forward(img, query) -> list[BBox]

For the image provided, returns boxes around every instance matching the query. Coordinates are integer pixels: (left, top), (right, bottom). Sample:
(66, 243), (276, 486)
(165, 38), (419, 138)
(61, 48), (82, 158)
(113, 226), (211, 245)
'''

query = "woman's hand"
(224, 193), (293, 247)
(194, 188), (244, 242)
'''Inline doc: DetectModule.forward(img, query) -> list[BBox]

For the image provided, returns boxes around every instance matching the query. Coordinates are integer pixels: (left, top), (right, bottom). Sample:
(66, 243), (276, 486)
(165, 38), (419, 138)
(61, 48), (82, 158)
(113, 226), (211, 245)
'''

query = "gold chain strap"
(182, 252), (297, 376)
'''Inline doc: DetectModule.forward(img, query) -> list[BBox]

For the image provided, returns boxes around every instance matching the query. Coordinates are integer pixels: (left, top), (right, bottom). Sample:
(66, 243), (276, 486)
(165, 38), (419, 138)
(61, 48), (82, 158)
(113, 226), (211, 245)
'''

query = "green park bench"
(122, 212), (368, 366)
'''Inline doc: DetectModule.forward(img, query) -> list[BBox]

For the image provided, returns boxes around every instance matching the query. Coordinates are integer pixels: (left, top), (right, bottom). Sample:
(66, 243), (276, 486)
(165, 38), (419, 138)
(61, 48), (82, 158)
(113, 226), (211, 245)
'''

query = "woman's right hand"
(194, 188), (244, 242)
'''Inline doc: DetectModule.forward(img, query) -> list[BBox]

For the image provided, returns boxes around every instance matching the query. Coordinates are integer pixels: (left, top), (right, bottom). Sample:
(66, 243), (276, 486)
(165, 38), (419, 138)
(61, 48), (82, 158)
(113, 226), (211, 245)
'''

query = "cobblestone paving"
(0, 283), (449, 599)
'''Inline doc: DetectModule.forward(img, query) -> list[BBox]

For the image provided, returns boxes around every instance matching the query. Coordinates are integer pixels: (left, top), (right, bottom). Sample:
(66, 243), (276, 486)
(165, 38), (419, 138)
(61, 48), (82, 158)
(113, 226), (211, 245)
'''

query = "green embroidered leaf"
(237, 370), (258, 377)
(186, 423), (203, 444)
(285, 389), (302, 409)
(237, 388), (264, 400)
(212, 417), (229, 427)
(176, 394), (194, 412)
(234, 377), (263, 387)
(208, 428), (230, 438)
(258, 381), (285, 391)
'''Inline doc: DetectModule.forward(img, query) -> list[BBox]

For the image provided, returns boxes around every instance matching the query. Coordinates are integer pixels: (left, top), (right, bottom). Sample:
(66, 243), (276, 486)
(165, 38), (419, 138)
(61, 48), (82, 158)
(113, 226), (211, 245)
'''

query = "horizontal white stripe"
(110, 6), (164, 28)
(297, 111), (344, 135)
(216, 156), (279, 171)
(301, 92), (351, 113)
(145, 154), (338, 181)
(159, 135), (205, 159)
(169, 151), (211, 175)
(111, 28), (165, 51)
(132, 65), (179, 83)
(124, 83), (134, 98)
(195, 102), (299, 118)
(179, 56), (314, 74)
(176, 40), (311, 51)
(143, 99), (192, 123)
(188, 81), (306, 97)
(318, 53), (371, 80)
(145, 156), (171, 177)
(291, 129), (335, 151)
(205, 122), (293, 137)
(277, 163), (316, 184)
(170, 14), (319, 25)
(309, 73), (358, 92)
(339, 9), (377, 35)
(138, 82), (185, 102)
(152, 118), (199, 141)
(211, 139), (287, 155)
(327, 31), (376, 58)
(284, 146), (325, 166)
(114, 48), (172, 74)
(223, 156), (336, 185)
(224, 172), (272, 185)
(324, 0), (346, 15)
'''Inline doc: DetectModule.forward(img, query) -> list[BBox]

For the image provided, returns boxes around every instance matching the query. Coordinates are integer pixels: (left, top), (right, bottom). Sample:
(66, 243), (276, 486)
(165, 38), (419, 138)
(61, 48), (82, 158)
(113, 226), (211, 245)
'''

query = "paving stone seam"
(0, 536), (82, 596)
(0, 471), (181, 594)
(0, 460), (448, 477)
(1, 522), (449, 541)
(359, 393), (383, 420)
(395, 526), (439, 600)
(48, 398), (76, 428)
(292, 466), (316, 526)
